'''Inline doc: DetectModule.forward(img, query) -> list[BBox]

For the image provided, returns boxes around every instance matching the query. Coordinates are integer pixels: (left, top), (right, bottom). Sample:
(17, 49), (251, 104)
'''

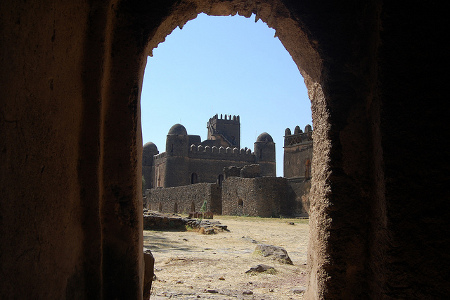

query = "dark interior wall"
(0, 1), (92, 298)
(376, 2), (449, 298)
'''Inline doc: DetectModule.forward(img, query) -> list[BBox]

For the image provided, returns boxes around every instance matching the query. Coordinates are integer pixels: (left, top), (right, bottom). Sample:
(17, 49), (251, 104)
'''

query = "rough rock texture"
(1, 0), (448, 299)
(254, 244), (293, 265)
(145, 182), (222, 214)
(143, 248), (155, 299)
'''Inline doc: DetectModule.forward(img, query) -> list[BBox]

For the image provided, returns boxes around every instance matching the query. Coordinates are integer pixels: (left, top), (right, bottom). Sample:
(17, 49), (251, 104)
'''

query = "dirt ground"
(144, 216), (309, 299)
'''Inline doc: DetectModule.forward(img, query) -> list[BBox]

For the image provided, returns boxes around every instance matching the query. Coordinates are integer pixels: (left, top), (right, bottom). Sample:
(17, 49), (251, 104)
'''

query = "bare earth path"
(144, 216), (309, 299)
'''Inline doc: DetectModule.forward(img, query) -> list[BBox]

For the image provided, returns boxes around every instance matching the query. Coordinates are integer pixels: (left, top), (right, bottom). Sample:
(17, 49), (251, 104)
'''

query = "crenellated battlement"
(188, 144), (254, 161)
(284, 124), (313, 147)
(208, 113), (240, 123)
(207, 114), (241, 148)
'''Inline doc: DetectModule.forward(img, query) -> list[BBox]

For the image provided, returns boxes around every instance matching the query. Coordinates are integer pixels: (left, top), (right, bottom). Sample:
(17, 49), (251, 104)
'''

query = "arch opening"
(137, 1), (328, 298)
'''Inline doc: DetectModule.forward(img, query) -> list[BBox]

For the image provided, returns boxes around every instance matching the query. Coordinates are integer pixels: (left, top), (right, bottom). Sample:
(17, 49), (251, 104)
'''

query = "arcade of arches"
(1, 0), (448, 299)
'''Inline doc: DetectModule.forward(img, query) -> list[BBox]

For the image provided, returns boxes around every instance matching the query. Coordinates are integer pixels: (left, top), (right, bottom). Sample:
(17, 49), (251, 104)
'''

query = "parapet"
(223, 164), (261, 179)
(189, 144), (255, 162)
(284, 124), (313, 147)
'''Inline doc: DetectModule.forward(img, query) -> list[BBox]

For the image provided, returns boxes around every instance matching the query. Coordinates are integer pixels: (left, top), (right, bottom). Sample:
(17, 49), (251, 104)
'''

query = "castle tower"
(283, 124), (313, 179)
(207, 114), (240, 148)
(254, 132), (276, 176)
(163, 124), (190, 187)
(142, 142), (159, 191)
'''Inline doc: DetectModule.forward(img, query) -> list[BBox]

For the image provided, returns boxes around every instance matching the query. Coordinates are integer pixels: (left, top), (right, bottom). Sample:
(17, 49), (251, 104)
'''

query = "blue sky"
(141, 13), (311, 176)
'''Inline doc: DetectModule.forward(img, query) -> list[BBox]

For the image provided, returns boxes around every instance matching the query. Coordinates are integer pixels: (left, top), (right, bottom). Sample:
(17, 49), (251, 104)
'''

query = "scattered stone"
(241, 236), (258, 243)
(292, 288), (305, 294)
(254, 244), (293, 265)
(199, 227), (215, 234)
(219, 276), (225, 280)
(245, 264), (276, 274)
(288, 222), (295, 225)
(206, 289), (218, 293)
(176, 280), (183, 284)
(269, 288), (274, 292)
(143, 211), (228, 234)
(243, 290), (253, 295)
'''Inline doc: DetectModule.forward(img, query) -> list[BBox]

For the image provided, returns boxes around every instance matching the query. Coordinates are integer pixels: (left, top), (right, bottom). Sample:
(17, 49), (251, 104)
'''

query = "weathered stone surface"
(143, 248), (155, 300)
(254, 244), (293, 265)
(245, 264), (276, 274)
(143, 211), (227, 234)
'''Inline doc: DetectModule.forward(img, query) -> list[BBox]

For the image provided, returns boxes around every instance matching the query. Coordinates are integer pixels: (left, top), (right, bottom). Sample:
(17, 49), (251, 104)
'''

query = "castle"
(143, 114), (276, 190)
(143, 114), (312, 217)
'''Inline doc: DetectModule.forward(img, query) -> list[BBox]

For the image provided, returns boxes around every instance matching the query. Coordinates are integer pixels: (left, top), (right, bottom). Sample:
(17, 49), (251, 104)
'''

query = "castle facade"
(143, 114), (276, 190)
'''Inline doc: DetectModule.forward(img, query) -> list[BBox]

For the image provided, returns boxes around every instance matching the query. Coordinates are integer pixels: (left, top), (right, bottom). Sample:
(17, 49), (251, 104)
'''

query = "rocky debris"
(292, 288), (306, 294)
(242, 290), (253, 295)
(143, 248), (155, 300)
(188, 211), (214, 219)
(241, 236), (259, 243)
(206, 289), (218, 293)
(254, 244), (293, 265)
(245, 264), (276, 274)
(143, 211), (186, 230)
(143, 211), (228, 234)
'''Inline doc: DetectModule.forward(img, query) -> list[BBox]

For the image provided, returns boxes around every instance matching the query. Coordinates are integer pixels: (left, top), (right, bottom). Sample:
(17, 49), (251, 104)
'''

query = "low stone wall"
(145, 183), (221, 215)
(222, 177), (292, 217)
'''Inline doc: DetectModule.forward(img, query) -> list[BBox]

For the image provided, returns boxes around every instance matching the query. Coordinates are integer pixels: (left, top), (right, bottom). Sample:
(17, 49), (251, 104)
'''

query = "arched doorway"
(104, 0), (380, 298)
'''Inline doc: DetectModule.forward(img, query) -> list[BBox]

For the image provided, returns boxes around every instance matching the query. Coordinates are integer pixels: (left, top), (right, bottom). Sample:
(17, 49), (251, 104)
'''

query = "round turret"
(143, 142), (158, 153)
(285, 128), (292, 136)
(256, 132), (274, 143)
(305, 124), (312, 133)
(143, 142), (159, 166)
(168, 124), (187, 135)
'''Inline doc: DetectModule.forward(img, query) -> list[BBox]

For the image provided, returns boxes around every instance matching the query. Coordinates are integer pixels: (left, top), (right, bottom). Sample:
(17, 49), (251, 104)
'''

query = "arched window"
(238, 199), (243, 207)
(191, 173), (198, 184)
(190, 201), (195, 212)
(217, 174), (224, 186)
(174, 203), (178, 214)
(158, 202), (162, 212)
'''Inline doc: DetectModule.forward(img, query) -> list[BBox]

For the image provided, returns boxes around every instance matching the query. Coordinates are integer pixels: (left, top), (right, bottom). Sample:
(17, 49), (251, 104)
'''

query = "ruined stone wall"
(222, 177), (291, 217)
(287, 178), (311, 217)
(146, 183), (222, 214)
(284, 143), (313, 179)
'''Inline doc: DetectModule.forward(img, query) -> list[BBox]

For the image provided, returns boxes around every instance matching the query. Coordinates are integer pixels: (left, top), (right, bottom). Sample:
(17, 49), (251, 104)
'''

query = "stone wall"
(146, 183), (221, 214)
(287, 178), (311, 217)
(222, 177), (291, 217)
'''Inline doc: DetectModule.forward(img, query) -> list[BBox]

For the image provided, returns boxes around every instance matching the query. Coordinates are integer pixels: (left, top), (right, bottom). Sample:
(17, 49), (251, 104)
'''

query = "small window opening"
(191, 173), (198, 184)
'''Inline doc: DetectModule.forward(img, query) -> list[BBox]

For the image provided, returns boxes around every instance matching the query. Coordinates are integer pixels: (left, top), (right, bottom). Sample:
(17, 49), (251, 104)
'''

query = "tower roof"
(168, 124), (187, 135)
(143, 142), (158, 153)
(256, 132), (274, 143)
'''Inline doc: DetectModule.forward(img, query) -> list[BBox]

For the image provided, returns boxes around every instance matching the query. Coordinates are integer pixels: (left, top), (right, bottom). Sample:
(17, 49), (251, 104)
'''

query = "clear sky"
(141, 13), (311, 176)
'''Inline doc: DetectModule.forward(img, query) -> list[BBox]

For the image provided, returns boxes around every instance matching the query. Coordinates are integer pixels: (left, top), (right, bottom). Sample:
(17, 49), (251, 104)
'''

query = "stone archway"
(105, 0), (379, 297)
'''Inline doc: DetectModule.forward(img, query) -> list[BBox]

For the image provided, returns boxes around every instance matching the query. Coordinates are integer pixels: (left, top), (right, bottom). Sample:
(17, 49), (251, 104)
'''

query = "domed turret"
(142, 142), (159, 191)
(143, 142), (158, 154)
(256, 132), (274, 143)
(254, 132), (276, 176)
(166, 124), (189, 157)
(143, 142), (159, 166)
(168, 124), (187, 135)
